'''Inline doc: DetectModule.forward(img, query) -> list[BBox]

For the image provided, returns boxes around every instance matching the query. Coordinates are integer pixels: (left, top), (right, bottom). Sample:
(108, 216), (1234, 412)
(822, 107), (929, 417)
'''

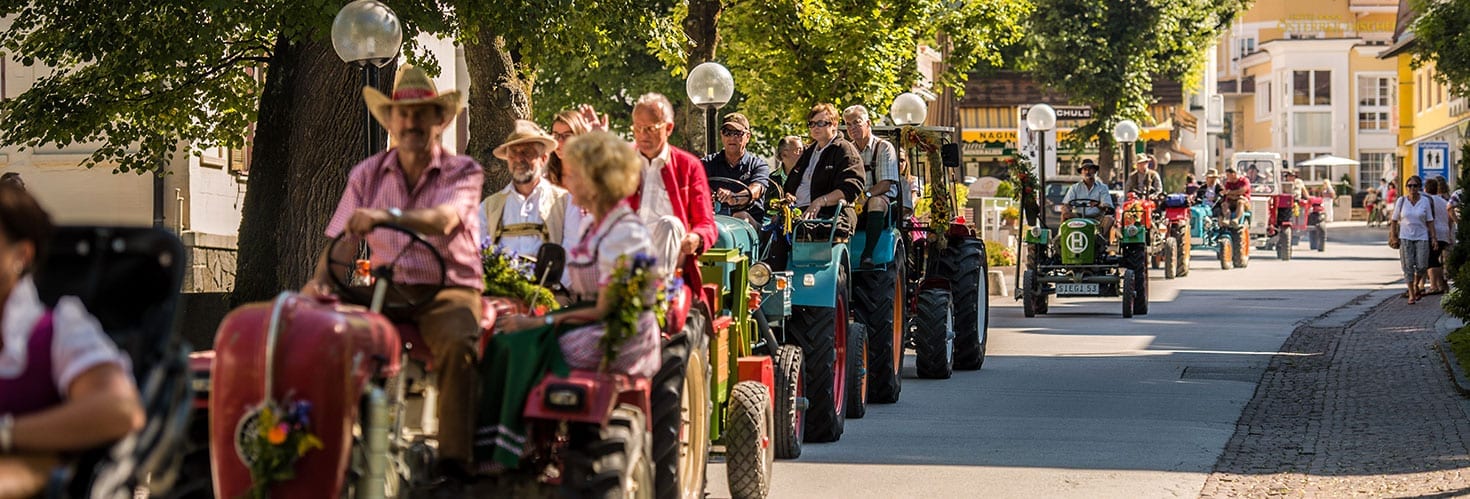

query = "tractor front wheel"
(773, 345), (804, 459)
(1121, 270), (1136, 318)
(725, 382), (774, 499)
(1022, 270), (1037, 318)
(1162, 237), (1177, 279)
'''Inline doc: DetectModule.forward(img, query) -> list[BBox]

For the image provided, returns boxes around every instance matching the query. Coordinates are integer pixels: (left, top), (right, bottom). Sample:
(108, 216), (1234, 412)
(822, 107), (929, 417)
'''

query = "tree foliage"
(1028, 0), (1247, 161)
(1411, 0), (1470, 97)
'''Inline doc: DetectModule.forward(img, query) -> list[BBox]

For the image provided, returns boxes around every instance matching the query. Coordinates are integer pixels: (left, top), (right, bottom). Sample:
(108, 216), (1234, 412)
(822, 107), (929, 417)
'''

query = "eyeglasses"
(720, 129), (747, 137)
(632, 123), (667, 135)
(1407, 183), (1423, 188)
(552, 132), (575, 141)
(807, 120), (834, 128)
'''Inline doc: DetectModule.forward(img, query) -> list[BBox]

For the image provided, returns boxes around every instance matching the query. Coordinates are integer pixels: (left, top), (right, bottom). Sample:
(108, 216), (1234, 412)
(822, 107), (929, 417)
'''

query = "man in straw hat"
(1062, 159), (1115, 237)
(302, 65), (483, 487)
(1122, 153), (1163, 198)
(480, 120), (571, 258)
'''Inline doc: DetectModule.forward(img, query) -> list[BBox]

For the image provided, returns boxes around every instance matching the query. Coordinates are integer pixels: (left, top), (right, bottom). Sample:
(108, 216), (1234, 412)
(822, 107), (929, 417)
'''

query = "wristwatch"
(387, 207), (403, 224)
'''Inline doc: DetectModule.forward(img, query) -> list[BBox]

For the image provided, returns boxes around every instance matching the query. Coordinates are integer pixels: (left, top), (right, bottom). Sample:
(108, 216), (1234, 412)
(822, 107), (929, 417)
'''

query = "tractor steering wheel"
(709, 176), (757, 214)
(325, 223), (448, 311)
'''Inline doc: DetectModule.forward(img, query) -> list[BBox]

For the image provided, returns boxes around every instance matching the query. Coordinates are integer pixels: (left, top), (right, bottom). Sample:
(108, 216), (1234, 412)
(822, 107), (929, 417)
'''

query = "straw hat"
(362, 65), (464, 128)
(493, 120), (558, 160)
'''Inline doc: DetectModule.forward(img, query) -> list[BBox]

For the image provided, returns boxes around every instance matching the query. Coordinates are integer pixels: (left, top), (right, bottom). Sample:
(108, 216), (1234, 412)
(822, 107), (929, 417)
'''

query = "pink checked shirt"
(326, 146), (485, 290)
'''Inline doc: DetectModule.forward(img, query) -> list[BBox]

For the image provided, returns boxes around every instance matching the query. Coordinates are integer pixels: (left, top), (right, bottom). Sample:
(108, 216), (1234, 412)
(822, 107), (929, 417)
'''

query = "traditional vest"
(0, 311), (61, 416)
(481, 186), (568, 246)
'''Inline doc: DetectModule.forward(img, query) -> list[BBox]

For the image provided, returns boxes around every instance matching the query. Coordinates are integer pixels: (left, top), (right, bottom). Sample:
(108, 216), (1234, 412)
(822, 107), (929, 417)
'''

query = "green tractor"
(1019, 195), (1150, 318)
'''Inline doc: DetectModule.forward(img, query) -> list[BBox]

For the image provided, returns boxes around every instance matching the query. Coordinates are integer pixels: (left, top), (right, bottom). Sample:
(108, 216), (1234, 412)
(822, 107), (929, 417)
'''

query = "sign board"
(1017, 108), (1059, 178)
(1417, 141), (1451, 183)
(1019, 105), (1093, 121)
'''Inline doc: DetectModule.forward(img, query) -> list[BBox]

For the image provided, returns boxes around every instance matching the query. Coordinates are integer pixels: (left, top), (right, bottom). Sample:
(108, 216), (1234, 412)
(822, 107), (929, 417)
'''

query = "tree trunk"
(464, 35), (532, 195)
(682, 0), (722, 156)
(1098, 140), (1116, 185)
(233, 34), (390, 306)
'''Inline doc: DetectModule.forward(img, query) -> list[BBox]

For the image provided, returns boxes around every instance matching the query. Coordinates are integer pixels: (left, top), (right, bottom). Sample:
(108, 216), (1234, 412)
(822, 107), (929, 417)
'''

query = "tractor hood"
(1059, 218), (1099, 265)
(713, 214), (759, 256)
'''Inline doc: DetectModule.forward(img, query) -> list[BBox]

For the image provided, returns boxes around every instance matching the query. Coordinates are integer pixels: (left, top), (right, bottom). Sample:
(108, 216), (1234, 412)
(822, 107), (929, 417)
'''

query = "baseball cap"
(721, 112), (750, 133)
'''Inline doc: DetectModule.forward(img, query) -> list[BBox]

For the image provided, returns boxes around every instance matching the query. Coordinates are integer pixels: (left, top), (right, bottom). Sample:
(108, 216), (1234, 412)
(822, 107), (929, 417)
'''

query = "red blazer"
(628, 146), (718, 289)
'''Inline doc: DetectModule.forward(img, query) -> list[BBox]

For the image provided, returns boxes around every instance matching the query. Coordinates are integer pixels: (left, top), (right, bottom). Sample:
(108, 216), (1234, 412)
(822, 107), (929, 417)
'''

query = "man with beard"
(1062, 159), (1114, 240)
(301, 65), (483, 492)
(480, 120), (570, 259)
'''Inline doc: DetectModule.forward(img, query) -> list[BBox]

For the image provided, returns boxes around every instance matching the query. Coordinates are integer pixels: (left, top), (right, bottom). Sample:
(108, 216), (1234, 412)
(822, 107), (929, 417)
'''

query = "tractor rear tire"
(1133, 265), (1149, 316)
(1122, 270), (1136, 318)
(844, 322), (867, 419)
(853, 257), (901, 404)
(791, 262), (851, 444)
(652, 308), (710, 499)
(1232, 230), (1249, 268)
(1022, 270), (1037, 318)
(1176, 230), (1191, 277)
(1312, 226), (1326, 252)
(1277, 226), (1292, 261)
(941, 238), (989, 371)
(1163, 237), (1177, 279)
(913, 289), (955, 379)
(773, 345), (803, 459)
(725, 381), (774, 499)
(560, 404), (654, 499)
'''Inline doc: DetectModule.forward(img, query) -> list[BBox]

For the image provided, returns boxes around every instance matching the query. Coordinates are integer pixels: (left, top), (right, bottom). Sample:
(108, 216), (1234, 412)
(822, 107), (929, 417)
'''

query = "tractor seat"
(395, 297), (524, 370)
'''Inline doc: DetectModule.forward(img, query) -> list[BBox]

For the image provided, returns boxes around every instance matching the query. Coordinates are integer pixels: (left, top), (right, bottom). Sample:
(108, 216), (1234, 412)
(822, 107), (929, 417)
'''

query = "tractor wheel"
(792, 265), (850, 443)
(844, 322), (867, 419)
(1022, 270), (1037, 318)
(560, 404), (654, 499)
(1133, 264), (1149, 316)
(1312, 226), (1326, 252)
(940, 238), (989, 371)
(1121, 270), (1136, 318)
(651, 308), (710, 499)
(1162, 237), (1177, 280)
(773, 345), (804, 459)
(913, 289), (955, 379)
(725, 381), (774, 499)
(853, 253), (901, 404)
(1176, 230), (1191, 277)
(1232, 229), (1249, 268)
(1277, 226), (1292, 261)
(1218, 240), (1232, 270)
(1036, 291), (1050, 315)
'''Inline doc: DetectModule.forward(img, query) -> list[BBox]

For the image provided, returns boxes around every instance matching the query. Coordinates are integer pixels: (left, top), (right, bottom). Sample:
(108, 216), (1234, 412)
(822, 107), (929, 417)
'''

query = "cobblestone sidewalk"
(1200, 293), (1470, 498)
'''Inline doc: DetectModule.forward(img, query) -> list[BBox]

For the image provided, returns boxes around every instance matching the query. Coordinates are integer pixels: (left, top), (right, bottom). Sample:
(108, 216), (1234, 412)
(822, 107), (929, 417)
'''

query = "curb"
(1435, 339), (1470, 397)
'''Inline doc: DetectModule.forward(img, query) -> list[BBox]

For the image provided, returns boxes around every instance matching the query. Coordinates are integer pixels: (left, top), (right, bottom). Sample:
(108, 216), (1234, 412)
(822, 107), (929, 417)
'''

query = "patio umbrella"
(1297, 155), (1360, 167)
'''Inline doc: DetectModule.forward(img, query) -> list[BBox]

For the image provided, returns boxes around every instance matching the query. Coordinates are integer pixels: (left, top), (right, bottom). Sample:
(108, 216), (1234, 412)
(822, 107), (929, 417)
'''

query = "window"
(1238, 37), (1256, 58)
(1358, 76), (1392, 132)
(1294, 70), (1331, 106)
(1257, 80), (1273, 117)
(1358, 152), (1390, 191)
(1292, 112), (1333, 147)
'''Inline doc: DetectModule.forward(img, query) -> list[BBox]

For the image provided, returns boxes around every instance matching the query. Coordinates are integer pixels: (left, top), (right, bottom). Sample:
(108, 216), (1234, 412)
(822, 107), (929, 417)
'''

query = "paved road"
(707, 222), (1407, 498)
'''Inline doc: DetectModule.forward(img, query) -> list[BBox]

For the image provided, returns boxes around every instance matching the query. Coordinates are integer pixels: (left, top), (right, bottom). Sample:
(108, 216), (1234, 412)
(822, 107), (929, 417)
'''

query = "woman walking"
(1393, 175), (1438, 304)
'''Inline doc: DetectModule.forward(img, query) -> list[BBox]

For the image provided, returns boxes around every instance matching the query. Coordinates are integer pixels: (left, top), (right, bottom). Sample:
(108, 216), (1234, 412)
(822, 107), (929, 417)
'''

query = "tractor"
(1019, 193), (1150, 318)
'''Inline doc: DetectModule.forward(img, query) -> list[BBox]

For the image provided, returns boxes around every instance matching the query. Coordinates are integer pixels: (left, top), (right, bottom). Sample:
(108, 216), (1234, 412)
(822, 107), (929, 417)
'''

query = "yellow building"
(1379, 0), (1467, 188)
(1215, 0), (1399, 192)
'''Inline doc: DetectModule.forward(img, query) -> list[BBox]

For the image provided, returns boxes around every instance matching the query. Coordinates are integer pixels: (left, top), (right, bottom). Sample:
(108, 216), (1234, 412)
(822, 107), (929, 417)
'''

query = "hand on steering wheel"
(323, 223), (448, 310)
(709, 176), (757, 213)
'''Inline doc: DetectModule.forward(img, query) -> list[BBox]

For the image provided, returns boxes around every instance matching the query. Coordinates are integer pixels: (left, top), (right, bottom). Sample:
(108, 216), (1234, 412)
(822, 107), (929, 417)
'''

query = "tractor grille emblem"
(1066, 231), (1088, 254)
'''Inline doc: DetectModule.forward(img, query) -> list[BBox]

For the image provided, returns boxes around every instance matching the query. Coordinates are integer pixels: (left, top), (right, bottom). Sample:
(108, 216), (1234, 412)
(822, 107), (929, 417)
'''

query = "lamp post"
(1027, 104), (1057, 230)
(332, 0), (403, 161)
(1113, 119), (1140, 192)
(686, 62), (734, 155)
(889, 92), (929, 126)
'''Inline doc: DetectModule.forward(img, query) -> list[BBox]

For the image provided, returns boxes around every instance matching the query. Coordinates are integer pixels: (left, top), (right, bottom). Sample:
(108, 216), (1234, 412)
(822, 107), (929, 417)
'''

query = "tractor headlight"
(544, 384), (586, 411)
(749, 262), (773, 287)
(1125, 226), (1140, 236)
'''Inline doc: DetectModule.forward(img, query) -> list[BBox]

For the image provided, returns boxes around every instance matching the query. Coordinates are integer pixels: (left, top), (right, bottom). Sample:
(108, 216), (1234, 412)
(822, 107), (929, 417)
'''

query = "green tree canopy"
(1411, 0), (1470, 97)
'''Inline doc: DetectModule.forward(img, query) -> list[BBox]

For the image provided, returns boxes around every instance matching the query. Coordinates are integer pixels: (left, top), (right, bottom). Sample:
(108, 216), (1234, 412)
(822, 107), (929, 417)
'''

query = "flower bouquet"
(242, 399), (323, 499)
(600, 253), (678, 371)
(1007, 155), (1040, 226)
(481, 241), (559, 314)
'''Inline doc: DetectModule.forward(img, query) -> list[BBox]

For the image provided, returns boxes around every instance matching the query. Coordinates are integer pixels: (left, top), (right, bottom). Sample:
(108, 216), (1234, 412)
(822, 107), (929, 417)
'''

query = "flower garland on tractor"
(1007, 155), (1040, 226)
(900, 125), (952, 244)
(600, 253), (678, 371)
(242, 399), (323, 498)
(480, 242), (559, 314)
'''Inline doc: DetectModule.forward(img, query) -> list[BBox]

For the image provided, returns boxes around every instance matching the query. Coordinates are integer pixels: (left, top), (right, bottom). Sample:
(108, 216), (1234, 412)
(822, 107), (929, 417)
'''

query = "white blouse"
(0, 277), (128, 395)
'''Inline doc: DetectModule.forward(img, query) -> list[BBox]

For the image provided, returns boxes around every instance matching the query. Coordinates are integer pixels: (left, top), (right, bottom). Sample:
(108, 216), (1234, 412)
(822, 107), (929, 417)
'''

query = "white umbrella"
(1297, 154), (1360, 167)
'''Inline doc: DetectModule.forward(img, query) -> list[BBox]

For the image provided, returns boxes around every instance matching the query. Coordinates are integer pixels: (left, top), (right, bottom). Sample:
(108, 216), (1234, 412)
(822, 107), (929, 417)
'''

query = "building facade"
(1380, 0), (1467, 190)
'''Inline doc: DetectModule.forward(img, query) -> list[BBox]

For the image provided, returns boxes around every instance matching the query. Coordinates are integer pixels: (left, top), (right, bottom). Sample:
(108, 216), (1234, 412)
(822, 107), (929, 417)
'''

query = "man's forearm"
(399, 205), (460, 236)
(868, 180), (894, 197)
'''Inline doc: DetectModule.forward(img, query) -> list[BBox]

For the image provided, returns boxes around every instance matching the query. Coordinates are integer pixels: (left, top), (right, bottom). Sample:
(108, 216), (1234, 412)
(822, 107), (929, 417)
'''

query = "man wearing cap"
(703, 112), (771, 227)
(627, 93), (717, 284)
(1122, 154), (1163, 198)
(843, 104), (901, 268)
(301, 65), (483, 486)
(1195, 169), (1222, 205)
(1062, 159), (1115, 238)
(1283, 169), (1308, 200)
(1221, 166), (1251, 223)
(480, 120), (571, 259)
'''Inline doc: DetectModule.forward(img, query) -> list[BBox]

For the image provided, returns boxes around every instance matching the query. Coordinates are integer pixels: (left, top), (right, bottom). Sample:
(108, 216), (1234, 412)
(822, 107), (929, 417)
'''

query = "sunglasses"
(720, 129), (747, 137)
(552, 132), (575, 141)
(1407, 183), (1422, 188)
(807, 120), (834, 128)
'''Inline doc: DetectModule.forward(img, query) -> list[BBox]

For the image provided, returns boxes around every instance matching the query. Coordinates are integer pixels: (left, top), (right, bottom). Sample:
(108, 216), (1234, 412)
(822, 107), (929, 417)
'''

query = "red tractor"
(1264, 193), (1306, 261)
(1162, 193), (1192, 278)
(202, 224), (705, 498)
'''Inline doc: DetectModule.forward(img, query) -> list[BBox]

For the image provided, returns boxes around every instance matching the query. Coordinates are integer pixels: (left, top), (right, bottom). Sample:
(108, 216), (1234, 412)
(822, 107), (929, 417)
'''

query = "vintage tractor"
(200, 224), (706, 498)
(1263, 191), (1302, 261)
(1018, 196), (1149, 319)
(1306, 196), (1327, 252)
(1215, 196), (1252, 270)
(1162, 193), (1192, 278)
(1188, 196), (1220, 251)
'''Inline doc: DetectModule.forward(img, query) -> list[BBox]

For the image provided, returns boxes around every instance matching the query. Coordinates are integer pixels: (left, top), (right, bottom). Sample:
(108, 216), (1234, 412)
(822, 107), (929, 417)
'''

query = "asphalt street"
(707, 222), (1405, 498)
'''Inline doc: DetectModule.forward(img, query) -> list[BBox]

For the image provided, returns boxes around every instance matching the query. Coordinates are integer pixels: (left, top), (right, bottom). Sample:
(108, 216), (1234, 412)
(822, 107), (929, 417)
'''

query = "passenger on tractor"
(1193, 169), (1222, 206)
(1220, 166), (1252, 223)
(299, 65), (485, 489)
(768, 103), (867, 271)
(0, 186), (144, 498)
(1061, 160), (1116, 240)
(475, 131), (663, 472)
(842, 105), (901, 269)
(702, 112), (771, 228)
(1283, 169), (1309, 200)
(1122, 154), (1164, 198)
(479, 120), (573, 259)
(623, 94), (718, 286)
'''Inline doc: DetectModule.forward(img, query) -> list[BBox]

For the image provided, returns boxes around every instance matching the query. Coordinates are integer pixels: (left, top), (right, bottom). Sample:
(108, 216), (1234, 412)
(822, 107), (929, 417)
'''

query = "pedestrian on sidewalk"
(1393, 175), (1438, 304)
(1425, 177), (1451, 295)
(1364, 188), (1381, 227)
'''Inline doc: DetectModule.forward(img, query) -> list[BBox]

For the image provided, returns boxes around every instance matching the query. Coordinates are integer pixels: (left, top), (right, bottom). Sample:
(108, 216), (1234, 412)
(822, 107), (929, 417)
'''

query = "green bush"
(985, 240), (1015, 267)
(1445, 142), (1470, 320)
(1447, 325), (1470, 376)
(995, 181), (1016, 200)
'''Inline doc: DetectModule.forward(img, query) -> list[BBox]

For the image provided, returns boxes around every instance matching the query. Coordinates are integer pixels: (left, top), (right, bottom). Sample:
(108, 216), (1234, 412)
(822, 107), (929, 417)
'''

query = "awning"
(961, 128), (1170, 144)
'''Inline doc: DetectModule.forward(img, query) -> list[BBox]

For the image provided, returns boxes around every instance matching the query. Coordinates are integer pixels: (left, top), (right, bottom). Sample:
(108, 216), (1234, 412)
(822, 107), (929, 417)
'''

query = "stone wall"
(182, 232), (237, 293)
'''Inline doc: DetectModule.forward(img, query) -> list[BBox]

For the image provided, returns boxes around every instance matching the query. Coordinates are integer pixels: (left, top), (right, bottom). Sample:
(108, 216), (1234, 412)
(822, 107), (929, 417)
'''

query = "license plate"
(1056, 283), (1099, 295)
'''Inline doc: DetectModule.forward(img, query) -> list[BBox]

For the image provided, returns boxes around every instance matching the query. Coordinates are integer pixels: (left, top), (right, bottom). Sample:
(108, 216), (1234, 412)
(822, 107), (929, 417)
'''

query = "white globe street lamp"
(1028, 104), (1057, 229)
(889, 92), (929, 126)
(686, 62), (735, 154)
(1113, 119), (1142, 192)
(333, 0), (403, 160)
(1026, 103), (1057, 132)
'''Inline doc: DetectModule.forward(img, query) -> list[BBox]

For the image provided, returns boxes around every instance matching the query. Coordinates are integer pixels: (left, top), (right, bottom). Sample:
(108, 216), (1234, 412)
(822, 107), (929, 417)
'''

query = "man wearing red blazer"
(625, 93), (718, 288)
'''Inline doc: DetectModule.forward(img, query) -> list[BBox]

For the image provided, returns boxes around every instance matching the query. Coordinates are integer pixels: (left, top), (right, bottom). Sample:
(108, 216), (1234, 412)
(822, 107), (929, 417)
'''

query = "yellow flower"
(297, 434), (324, 456)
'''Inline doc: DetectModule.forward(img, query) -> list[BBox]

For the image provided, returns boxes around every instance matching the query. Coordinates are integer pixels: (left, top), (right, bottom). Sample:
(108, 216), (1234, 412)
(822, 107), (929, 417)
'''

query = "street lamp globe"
(331, 0), (403, 67)
(889, 92), (928, 126)
(1112, 119), (1140, 143)
(686, 62), (734, 109)
(1027, 104), (1057, 131)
